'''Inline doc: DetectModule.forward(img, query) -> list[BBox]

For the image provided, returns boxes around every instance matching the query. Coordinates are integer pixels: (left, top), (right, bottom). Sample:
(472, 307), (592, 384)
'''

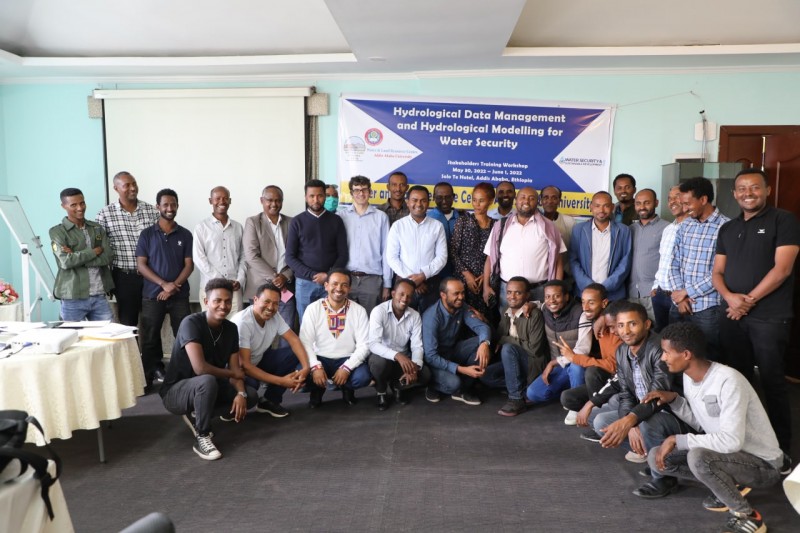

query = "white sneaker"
(564, 410), (578, 425)
(193, 433), (222, 461)
(625, 451), (648, 463)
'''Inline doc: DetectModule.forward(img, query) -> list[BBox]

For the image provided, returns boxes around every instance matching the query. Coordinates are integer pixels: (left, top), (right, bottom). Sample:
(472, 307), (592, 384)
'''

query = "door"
(719, 126), (800, 379)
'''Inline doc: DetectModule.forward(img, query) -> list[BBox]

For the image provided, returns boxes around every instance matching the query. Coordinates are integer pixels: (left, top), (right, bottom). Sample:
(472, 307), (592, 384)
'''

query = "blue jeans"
(295, 278), (326, 321)
(429, 336), (482, 395)
(245, 346), (301, 404)
(480, 343), (529, 400)
(305, 356), (372, 392)
(669, 304), (720, 361)
(649, 447), (781, 515)
(60, 294), (113, 321)
(526, 363), (585, 404)
(651, 289), (672, 332)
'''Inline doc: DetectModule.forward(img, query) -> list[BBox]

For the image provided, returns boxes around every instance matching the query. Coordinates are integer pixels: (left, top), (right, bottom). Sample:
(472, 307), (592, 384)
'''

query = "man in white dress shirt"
(385, 185), (447, 313)
(193, 186), (246, 315)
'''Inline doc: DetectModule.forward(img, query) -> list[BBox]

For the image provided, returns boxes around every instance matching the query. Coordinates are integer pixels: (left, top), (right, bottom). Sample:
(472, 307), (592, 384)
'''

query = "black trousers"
(560, 366), (614, 411)
(719, 307), (792, 453)
(111, 268), (144, 327)
(140, 297), (190, 380)
(161, 375), (257, 435)
(368, 353), (431, 393)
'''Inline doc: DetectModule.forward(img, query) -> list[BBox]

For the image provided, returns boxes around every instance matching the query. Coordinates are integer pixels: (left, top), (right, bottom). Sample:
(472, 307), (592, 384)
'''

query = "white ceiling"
(1, 0), (799, 81)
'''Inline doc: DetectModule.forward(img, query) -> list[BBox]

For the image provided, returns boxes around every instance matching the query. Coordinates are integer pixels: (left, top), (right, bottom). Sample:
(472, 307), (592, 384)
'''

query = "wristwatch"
(237, 391), (247, 398)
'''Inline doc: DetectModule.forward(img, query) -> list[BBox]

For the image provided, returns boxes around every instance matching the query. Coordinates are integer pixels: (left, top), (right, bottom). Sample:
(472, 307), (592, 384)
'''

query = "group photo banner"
(336, 94), (615, 216)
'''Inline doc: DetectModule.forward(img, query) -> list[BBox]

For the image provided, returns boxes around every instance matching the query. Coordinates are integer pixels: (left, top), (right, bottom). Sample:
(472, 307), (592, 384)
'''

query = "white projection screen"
(98, 87), (310, 300)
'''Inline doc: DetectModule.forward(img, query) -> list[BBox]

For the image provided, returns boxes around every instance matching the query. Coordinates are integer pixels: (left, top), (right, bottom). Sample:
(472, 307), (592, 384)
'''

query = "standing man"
(482, 187), (565, 308)
(488, 181), (516, 220)
(367, 278), (430, 411)
(643, 322), (784, 533)
(429, 182), (462, 278)
(300, 269), (371, 408)
(339, 176), (392, 317)
(422, 278), (491, 406)
(96, 171), (159, 327)
(193, 186), (245, 315)
(377, 171), (410, 225)
(627, 189), (669, 327)
(668, 177), (729, 362)
(540, 185), (576, 251)
(570, 191), (632, 301)
(160, 278), (257, 461)
(385, 185), (448, 313)
(231, 282), (311, 418)
(612, 173), (638, 225)
(285, 179), (348, 320)
(136, 188), (194, 386)
(650, 186), (688, 332)
(50, 188), (114, 321)
(242, 185), (295, 332)
(713, 168), (799, 457)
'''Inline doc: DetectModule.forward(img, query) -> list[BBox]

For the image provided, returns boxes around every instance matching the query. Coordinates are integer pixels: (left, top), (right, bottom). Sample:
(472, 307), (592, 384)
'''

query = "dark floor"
(38, 383), (800, 533)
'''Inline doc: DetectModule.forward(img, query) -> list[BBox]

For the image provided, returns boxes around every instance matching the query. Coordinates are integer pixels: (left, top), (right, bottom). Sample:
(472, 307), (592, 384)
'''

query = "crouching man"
(641, 322), (784, 533)
(160, 278), (257, 460)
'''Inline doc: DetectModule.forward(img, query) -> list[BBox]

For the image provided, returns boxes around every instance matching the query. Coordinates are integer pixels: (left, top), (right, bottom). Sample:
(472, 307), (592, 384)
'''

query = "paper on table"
(79, 323), (137, 340)
(0, 321), (47, 333)
(59, 320), (111, 328)
(281, 288), (294, 303)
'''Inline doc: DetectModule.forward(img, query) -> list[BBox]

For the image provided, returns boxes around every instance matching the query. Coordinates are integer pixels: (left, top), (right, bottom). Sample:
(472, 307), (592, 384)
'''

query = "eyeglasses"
(351, 187), (371, 195)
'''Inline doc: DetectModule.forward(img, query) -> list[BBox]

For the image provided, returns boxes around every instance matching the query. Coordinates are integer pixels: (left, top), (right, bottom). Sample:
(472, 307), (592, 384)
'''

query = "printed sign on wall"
(337, 94), (615, 215)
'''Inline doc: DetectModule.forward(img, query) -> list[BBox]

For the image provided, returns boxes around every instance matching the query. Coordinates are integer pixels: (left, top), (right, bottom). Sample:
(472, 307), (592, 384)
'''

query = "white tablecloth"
(0, 301), (22, 321)
(0, 337), (146, 445)
(0, 459), (74, 533)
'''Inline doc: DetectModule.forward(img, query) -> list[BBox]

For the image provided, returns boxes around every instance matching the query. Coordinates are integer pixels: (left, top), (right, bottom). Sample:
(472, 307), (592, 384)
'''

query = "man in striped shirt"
(667, 177), (729, 362)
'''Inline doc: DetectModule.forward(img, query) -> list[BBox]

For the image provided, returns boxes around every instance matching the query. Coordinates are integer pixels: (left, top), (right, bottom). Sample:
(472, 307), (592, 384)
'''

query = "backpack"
(0, 410), (62, 520)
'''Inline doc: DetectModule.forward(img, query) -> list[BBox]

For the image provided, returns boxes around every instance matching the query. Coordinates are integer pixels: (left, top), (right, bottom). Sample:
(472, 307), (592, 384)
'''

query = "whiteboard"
(99, 88), (309, 300)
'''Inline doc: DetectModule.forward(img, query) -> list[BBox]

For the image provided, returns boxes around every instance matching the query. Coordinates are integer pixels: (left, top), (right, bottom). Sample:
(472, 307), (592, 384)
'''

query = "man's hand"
(553, 335), (576, 362)
(677, 299), (693, 316)
(642, 390), (678, 406)
(463, 272), (480, 294)
(600, 413), (637, 448)
(671, 289), (688, 305)
(381, 287), (391, 301)
(272, 273), (287, 289)
(158, 281), (180, 300)
(311, 366), (328, 388)
(401, 370), (418, 385)
(476, 341), (491, 369)
(593, 319), (606, 339)
(231, 394), (248, 422)
(395, 353), (417, 376)
(295, 367), (310, 387)
(332, 367), (350, 387)
(278, 371), (304, 392)
(93, 246), (103, 256)
(231, 280), (241, 291)
(469, 306), (488, 324)
(655, 435), (677, 471)
(628, 426), (646, 456)
(229, 366), (245, 381)
(576, 401), (594, 427)
(60, 245), (73, 254)
(457, 364), (485, 378)
(483, 286), (496, 307)
(311, 272), (327, 285)
(408, 273), (426, 287)
(541, 360), (559, 386)
(521, 301), (539, 317)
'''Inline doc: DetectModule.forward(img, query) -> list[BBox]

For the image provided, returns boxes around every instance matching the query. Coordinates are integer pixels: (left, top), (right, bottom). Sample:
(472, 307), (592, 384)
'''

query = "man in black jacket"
(591, 302), (685, 487)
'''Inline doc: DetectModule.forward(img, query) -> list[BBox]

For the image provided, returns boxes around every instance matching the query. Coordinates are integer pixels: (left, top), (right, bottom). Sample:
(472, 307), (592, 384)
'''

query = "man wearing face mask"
(324, 184), (340, 213)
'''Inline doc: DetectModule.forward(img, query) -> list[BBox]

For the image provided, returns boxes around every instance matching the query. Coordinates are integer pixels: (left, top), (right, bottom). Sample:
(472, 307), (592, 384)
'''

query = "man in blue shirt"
(339, 175), (392, 317)
(428, 182), (462, 278)
(136, 188), (194, 387)
(422, 277), (491, 406)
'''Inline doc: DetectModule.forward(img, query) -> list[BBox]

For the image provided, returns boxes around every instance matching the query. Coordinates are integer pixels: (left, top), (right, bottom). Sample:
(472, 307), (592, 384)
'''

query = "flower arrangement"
(0, 280), (19, 305)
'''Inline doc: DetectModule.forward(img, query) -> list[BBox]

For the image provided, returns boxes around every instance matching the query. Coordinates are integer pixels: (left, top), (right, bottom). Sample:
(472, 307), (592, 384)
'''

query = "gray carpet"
(37, 385), (800, 532)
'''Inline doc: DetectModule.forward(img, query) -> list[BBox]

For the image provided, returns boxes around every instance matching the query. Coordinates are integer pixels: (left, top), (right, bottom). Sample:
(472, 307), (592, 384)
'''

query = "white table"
(0, 459), (74, 533)
(0, 336), (145, 460)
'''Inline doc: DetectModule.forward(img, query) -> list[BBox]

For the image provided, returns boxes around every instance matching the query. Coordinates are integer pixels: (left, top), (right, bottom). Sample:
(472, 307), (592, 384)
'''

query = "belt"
(113, 267), (140, 275)
(351, 271), (377, 277)
(655, 287), (672, 295)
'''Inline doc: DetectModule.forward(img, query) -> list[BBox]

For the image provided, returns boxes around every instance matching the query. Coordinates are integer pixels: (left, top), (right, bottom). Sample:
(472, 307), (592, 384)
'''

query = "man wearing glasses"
(339, 175), (393, 316)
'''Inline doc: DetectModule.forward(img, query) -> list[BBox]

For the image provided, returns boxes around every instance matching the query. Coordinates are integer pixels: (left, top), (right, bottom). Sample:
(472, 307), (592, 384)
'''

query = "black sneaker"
(451, 392), (481, 406)
(781, 454), (793, 476)
(425, 386), (441, 403)
(580, 429), (602, 443)
(498, 399), (526, 417)
(193, 433), (222, 461)
(721, 510), (765, 533)
(256, 399), (289, 418)
(702, 486), (752, 512)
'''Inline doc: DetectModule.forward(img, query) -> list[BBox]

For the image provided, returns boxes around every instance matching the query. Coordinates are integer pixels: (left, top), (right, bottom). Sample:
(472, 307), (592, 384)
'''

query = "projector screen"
(98, 88), (310, 301)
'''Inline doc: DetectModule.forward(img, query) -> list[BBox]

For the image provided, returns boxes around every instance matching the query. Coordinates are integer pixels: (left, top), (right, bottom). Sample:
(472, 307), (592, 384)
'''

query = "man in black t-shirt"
(712, 168), (800, 458)
(160, 278), (257, 460)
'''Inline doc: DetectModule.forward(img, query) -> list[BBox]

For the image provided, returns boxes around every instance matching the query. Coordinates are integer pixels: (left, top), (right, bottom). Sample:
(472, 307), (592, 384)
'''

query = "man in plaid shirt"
(96, 171), (159, 328)
(667, 177), (729, 361)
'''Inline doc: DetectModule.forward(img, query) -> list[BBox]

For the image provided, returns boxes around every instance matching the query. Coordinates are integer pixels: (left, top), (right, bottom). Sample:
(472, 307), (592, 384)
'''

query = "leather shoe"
(633, 477), (679, 499)
(342, 388), (358, 406)
(394, 386), (409, 405)
(153, 368), (166, 383)
(377, 394), (390, 411)
(309, 388), (323, 408)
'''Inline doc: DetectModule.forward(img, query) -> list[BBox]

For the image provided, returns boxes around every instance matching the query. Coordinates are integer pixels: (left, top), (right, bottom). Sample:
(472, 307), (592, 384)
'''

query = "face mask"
(324, 197), (339, 212)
